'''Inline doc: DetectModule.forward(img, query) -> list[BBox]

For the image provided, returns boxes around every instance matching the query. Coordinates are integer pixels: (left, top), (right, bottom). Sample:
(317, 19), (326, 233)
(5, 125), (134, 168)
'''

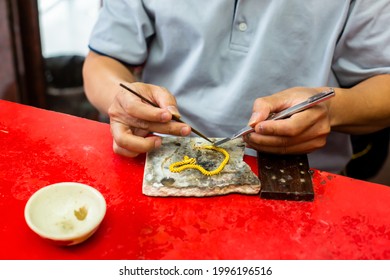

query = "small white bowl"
(24, 182), (106, 246)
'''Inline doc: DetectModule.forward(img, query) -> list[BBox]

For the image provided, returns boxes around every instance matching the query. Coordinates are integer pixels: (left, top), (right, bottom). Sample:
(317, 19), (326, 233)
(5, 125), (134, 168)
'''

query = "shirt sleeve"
(332, 0), (390, 87)
(88, 0), (154, 65)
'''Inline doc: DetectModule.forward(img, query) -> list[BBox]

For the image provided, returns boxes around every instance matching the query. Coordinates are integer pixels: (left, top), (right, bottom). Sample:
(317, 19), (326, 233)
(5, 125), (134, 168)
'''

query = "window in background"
(38, 0), (100, 57)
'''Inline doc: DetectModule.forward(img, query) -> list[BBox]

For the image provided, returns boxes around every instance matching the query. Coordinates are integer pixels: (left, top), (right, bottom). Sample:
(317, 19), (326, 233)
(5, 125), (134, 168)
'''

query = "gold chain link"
(169, 145), (230, 176)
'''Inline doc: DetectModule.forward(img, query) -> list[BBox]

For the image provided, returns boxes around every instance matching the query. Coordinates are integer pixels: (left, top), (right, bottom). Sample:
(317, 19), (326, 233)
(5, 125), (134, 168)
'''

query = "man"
(83, 1), (390, 173)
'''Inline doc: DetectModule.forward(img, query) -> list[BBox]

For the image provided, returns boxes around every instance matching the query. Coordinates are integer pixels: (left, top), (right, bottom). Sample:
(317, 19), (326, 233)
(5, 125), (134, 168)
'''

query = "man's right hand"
(108, 82), (191, 157)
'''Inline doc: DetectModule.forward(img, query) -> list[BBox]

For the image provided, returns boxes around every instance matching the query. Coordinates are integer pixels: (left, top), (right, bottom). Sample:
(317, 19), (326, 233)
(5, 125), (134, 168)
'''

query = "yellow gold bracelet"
(169, 145), (230, 176)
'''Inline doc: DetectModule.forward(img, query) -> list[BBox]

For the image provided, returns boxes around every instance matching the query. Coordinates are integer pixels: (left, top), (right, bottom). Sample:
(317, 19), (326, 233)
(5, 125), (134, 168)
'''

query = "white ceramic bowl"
(24, 182), (106, 246)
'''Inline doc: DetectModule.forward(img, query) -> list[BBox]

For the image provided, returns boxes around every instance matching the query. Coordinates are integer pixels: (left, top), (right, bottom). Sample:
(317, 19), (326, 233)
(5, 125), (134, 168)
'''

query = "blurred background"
(0, 0), (100, 120)
(0, 0), (389, 185)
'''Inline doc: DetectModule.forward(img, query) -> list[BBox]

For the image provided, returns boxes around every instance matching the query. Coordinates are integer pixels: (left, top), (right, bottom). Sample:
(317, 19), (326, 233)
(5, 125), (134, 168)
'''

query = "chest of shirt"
(143, 0), (349, 54)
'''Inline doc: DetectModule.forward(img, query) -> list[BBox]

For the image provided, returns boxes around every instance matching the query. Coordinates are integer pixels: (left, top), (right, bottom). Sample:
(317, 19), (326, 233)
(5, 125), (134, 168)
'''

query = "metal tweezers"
(213, 88), (335, 146)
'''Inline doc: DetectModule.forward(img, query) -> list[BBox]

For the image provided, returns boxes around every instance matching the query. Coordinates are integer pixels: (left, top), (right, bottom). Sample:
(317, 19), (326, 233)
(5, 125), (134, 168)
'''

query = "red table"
(0, 100), (389, 260)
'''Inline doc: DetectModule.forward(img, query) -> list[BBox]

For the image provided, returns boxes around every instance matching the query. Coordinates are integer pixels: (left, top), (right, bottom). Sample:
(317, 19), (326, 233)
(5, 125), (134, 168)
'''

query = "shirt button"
(238, 22), (248, 32)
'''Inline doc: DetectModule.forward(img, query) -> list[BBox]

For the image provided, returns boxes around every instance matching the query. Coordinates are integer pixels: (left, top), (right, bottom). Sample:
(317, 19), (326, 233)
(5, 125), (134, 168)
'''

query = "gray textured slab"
(142, 137), (261, 197)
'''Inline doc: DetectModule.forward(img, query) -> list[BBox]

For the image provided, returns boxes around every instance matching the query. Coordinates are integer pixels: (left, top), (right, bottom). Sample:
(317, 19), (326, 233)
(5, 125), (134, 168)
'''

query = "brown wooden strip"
(257, 152), (314, 201)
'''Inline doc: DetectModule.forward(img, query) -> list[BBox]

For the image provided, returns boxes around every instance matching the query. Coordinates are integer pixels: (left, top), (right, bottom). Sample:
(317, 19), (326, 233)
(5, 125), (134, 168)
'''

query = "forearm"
(329, 74), (390, 134)
(82, 51), (137, 114)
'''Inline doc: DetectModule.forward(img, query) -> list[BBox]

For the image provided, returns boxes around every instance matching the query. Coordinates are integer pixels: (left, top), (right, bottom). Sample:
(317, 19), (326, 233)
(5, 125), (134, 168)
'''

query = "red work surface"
(0, 100), (389, 260)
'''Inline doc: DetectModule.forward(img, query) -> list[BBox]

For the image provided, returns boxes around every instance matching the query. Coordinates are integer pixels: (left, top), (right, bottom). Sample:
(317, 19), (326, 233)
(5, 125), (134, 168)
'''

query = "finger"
(247, 115), (330, 148)
(245, 119), (329, 154)
(250, 92), (297, 124)
(110, 121), (162, 155)
(112, 141), (140, 158)
(112, 110), (191, 137)
(110, 98), (192, 139)
(245, 134), (327, 154)
(248, 100), (272, 126)
(129, 83), (181, 119)
(250, 88), (318, 126)
(246, 130), (328, 151)
(114, 90), (173, 124)
(147, 121), (191, 137)
(255, 105), (329, 136)
(254, 116), (308, 137)
(148, 86), (181, 117)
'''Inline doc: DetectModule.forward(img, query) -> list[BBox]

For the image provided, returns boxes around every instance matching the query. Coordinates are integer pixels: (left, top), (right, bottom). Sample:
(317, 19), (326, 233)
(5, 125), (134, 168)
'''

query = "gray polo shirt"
(88, 0), (390, 173)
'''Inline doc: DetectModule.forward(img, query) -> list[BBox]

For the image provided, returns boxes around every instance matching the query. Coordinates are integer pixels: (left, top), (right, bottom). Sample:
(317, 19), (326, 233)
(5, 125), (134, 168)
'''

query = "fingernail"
(161, 111), (170, 122)
(258, 124), (264, 134)
(167, 106), (181, 118)
(248, 112), (260, 126)
(181, 126), (191, 136)
(154, 137), (162, 149)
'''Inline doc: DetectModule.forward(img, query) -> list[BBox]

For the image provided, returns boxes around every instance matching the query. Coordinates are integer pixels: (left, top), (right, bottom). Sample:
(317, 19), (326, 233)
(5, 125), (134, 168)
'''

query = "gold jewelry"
(169, 145), (230, 176)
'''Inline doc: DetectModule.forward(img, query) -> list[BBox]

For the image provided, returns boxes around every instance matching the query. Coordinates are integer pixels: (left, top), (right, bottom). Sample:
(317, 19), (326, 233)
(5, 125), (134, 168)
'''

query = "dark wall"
(0, 0), (20, 102)
(0, 0), (46, 107)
